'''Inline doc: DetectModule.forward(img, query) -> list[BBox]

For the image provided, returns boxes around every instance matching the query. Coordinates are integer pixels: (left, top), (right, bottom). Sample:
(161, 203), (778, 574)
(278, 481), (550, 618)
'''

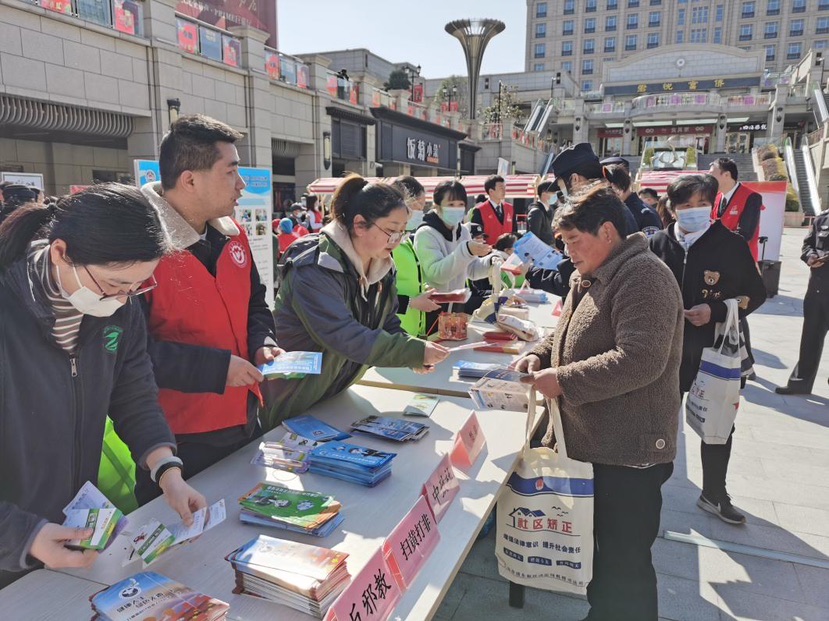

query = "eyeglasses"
(371, 223), (409, 245)
(83, 266), (158, 300)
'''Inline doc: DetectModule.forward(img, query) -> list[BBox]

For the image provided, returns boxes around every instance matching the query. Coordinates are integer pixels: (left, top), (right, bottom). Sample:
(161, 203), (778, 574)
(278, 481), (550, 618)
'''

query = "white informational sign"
(744, 181), (787, 263)
(1, 172), (44, 190)
(133, 160), (275, 308)
(497, 158), (510, 178)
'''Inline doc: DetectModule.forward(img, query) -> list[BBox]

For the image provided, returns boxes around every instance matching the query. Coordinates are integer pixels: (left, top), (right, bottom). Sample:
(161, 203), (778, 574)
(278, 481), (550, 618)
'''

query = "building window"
(607, 0), (618, 9)
(816, 40), (829, 49)
(716, 4), (724, 21)
(534, 43), (546, 58)
(822, 0), (829, 9)
(676, 30), (684, 43)
(562, 41), (573, 56)
(628, 0), (640, 7)
(587, 0), (598, 12)
(536, 23), (547, 38)
(713, 26), (722, 43)
(739, 24), (753, 40)
(582, 59), (594, 75)
(534, 63), (545, 71)
(650, 0), (662, 5)
(792, 0), (806, 12)
(627, 14), (639, 29)
(692, 6), (709, 23)
(585, 18), (597, 33)
(649, 11), (660, 27)
(767, 0), (780, 15)
(790, 19), (804, 36)
(606, 16), (617, 31)
(604, 36), (617, 52)
(818, 17), (829, 34)
(625, 34), (638, 50)
(690, 28), (708, 43)
(765, 44), (776, 60)
(764, 22), (778, 38)
(564, 0), (575, 15)
(742, 1), (755, 18)
(678, 9), (685, 25)
(563, 20), (574, 36)
(582, 80), (594, 91)
(787, 42), (803, 59)
(562, 61), (573, 73)
(584, 39), (596, 54)
(647, 33), (659, 48)
(536, 1), (548, 18)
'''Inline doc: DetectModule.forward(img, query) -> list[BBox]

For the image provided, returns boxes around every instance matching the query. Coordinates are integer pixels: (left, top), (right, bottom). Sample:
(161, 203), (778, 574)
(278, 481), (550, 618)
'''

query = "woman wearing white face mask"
(414, 180), (494, 329)
(0, 184), (206, 587)
(650, 174), (766, 527)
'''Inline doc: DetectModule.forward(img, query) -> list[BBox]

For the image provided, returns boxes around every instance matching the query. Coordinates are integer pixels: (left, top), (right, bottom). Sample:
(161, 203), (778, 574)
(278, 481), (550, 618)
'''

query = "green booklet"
(239, 484), (341, 530)
(63, 507), (123, 551)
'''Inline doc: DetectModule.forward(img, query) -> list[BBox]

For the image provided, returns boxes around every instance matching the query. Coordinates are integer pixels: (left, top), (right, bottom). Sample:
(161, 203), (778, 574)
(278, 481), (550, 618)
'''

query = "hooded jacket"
(0, 249), (175, 583)
(413, 211), (493, 293)
(649, 221), (766, 391)
(262, 223), (426, 429)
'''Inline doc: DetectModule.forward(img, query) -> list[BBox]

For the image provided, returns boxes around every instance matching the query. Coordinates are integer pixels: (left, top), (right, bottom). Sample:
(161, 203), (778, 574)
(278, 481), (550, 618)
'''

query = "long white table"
(34, 384), (532, 621)
(0, 569), (106, 620)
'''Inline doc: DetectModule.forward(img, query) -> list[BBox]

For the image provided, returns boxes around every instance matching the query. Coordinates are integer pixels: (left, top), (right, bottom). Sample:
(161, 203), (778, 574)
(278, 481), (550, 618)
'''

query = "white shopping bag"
(685, 299), (742, 445)
(496, 395), (594, 595)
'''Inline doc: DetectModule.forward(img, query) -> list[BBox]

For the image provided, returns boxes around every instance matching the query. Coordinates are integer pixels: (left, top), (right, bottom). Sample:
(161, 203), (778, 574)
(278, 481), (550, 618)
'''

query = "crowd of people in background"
(0, 112), (783, 621)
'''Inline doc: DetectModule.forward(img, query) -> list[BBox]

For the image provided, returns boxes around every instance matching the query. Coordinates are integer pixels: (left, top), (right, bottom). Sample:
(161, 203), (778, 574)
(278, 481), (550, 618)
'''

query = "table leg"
(509, 581), (525, 608)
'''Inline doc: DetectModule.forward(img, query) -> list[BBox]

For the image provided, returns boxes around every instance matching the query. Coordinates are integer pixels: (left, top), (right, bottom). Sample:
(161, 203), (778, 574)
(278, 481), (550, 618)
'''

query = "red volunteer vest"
(479, 200), (514, 241)
(146, 229), (259, 435)
(712, 184), (760, 261)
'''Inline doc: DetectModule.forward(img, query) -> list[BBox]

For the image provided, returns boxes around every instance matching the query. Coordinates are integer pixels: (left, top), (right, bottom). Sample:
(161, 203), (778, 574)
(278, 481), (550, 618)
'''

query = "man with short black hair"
(470, 174), (514, 242)
(708, 157), (762, 261)
(605, 164), (663, 237)
(137, 114), (280, 504)
(638, 187), (659, 209)
(527, 180), (558, 246)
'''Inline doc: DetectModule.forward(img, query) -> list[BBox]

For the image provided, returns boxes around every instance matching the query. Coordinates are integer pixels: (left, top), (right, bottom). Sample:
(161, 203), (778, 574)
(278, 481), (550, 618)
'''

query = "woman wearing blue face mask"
(649, 174), (766, 527)
(413, 180), (495, 328)
(0, 184), (206, 588)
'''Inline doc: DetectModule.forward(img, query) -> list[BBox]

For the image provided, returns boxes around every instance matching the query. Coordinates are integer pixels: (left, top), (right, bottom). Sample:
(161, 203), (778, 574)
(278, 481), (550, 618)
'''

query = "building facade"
(526, 0), (829, 91)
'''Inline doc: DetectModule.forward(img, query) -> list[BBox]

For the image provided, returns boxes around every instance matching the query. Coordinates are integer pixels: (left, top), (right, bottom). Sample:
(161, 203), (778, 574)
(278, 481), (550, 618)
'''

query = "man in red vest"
(470, 174), (514, 242)
(708, 158), (762, 261)
(137, 114), (280, 504)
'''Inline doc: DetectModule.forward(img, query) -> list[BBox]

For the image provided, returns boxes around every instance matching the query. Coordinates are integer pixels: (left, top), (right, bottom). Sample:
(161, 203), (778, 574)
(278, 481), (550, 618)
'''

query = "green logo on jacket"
(103, 326), (123, 354)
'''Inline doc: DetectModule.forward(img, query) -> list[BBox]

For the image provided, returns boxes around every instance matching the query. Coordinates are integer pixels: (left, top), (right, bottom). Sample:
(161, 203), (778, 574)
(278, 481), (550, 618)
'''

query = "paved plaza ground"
(436, 226), (829, 621)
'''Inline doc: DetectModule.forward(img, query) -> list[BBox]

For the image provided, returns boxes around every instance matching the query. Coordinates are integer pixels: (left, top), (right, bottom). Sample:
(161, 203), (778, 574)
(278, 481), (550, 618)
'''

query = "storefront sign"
(0, 172), (44, 190)
(422, 454), (460, 522)
(735, 123), (767, 132)
(383, 496), (440, 589)
(605, 77), (759, 96)
(598, 128), (624, 138)
(326, 547), (400, 621)
(379, 123), (457, 171)
(637, 125), (713, 137)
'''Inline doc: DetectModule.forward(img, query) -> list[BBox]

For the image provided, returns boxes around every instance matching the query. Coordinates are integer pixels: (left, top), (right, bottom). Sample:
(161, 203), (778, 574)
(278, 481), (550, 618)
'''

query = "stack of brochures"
(259, 351), (323, 379)
(283, 415), (350, 443)
(469, 369), (532, 412)
(250, 432), (326, 473)
(61, 481), (129, 552)
(308, 441), (397, 487)
(238, 483), (343, 537)
(90, 571), (229, 620)
(453, 360), (506, 380)
(227, 535), (350, 618)
(350, 415), (430, 442)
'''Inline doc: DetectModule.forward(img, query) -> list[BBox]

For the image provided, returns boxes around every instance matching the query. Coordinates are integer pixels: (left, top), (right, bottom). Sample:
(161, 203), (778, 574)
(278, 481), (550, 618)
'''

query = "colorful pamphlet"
(403, 394), (440, 417)
(505, 287), (549, 303)
(429, 288), (472, 304)
(226, 535), (350, 618)
(260, 351), (323, 379)
(308, 441), (397, 487)
(63, 507), (123, 551)
(513, 231), (564, 271)
(238, 483), (343, 537)
(350, 415), (430, 442)
(90, 571), (229, 621)
(129, 499), (226, 564)
(283, 415), (351, 442)
(469, 370), (532, 412)
(62, 481), (129, 549)
(453, 360), (506, 379)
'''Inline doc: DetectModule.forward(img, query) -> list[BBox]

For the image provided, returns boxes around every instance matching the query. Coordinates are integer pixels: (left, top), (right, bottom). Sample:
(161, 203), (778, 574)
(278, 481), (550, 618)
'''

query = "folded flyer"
(403, 394), (439, 417)
(283, 415), (350, 442)
(62, 481), (129, 548)
(63, 507), (123, 551)
(129, 499), (226, 564)
(260, 351), (323, 379)
(514, 231), (564, 271)
(350, 415), (430, 441)
(469, 369), (532, 412)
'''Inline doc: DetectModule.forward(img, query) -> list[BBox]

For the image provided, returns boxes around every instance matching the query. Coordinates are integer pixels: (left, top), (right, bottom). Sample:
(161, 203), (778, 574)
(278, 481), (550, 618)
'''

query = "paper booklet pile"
(227, 535), (350, 618)
(90, 571), (229, 621)
(238, 483), (343, 537)
(350, 415), (430, 442)
(308, 440), (397, 487)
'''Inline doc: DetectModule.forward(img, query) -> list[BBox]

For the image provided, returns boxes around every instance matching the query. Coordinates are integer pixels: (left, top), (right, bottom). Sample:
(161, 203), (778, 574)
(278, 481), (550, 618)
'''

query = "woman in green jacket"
(392, 176), (439, 337)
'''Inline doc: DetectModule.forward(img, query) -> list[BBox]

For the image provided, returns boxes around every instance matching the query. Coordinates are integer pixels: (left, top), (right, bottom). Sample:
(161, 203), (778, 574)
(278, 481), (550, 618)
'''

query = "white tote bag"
(685, 298), (742, 445)
(496, 395), (594, 595)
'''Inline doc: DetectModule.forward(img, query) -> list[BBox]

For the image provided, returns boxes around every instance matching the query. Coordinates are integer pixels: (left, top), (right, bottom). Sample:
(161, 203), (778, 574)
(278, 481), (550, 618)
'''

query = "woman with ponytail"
(0, 184), (206, 587)
(263, 174), (449, 429)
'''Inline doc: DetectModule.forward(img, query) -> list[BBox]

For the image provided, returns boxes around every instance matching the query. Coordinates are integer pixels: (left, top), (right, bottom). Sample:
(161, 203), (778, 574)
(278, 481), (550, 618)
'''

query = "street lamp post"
(443, 85), (458, 111)
(406, 64), (421, 100)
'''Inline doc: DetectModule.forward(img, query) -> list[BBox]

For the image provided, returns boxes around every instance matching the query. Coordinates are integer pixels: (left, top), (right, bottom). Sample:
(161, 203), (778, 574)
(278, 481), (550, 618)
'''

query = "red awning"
(306, 175), (542, 201)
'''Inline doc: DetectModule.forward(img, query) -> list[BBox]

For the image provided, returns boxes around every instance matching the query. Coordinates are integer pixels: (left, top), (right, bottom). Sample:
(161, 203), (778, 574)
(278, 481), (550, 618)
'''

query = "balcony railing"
(371, 88), (397, 111)
(478, 123), (553, 151)
(587, 101), (627, 114)
(264, 49), (310, 88)
(326, 70), (359, 103)
(806, 127), (825, 146)
(630, 92), (771, 112)
(176, 16), (242, 68)
(38, 0), (144, 37)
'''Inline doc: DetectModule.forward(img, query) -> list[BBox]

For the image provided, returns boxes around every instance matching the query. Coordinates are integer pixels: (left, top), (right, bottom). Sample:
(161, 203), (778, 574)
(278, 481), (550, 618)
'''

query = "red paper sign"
(326, 547), (400, 621)
(422, 454), (460, 522)
(450, 411), (486, 469)
(382, 496), (440, 589)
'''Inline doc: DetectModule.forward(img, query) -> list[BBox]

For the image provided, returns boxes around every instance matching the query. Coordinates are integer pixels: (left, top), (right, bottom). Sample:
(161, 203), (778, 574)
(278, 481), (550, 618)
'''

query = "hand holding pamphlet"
(514, 231), (564, 271)
(62, 481), (129, 551)
(469, 369), (533, 412)
(129, 499), (226, 564)
(259, 351), (323, 379)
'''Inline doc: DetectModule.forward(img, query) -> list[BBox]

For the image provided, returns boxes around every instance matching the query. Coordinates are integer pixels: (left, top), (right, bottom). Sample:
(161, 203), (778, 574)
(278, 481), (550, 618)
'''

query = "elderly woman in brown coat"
(513, 184), (684, 621)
